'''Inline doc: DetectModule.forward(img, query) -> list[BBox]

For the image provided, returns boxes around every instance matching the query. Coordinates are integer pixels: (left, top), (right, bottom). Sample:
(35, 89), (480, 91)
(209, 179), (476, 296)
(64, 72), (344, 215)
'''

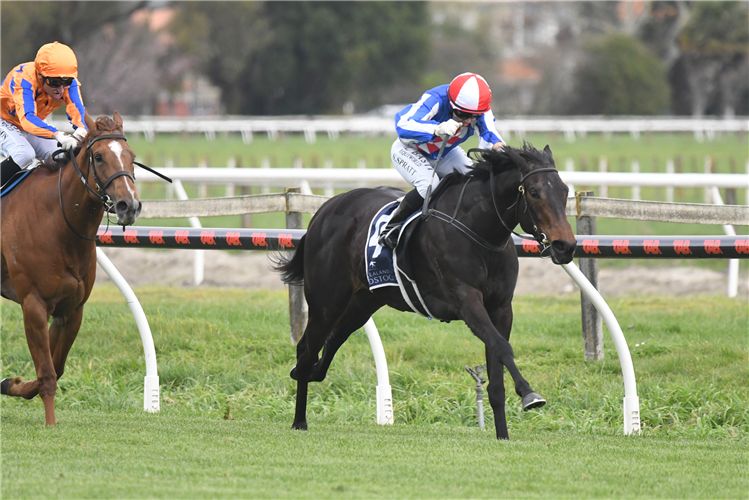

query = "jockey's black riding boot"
(378, 189), (424, 249)
(1, 157), (22, 188)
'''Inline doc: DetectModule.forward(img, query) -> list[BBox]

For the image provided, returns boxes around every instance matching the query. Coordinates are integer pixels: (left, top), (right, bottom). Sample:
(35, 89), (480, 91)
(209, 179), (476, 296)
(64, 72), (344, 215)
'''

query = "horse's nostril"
(116, 200), (129, 214)
(552, 240), (575, 254)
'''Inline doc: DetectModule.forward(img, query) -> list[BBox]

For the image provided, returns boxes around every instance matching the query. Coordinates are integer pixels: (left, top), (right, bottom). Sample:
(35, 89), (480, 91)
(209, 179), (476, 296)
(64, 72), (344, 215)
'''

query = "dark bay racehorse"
(1, 112), (142, 425)
(275, 144), (577, 440)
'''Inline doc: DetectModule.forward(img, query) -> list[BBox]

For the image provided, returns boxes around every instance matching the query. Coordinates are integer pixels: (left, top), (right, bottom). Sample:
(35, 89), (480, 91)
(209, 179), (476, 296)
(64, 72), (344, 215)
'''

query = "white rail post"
(631, 160), (640, 200)
(565, 158), (575, 193)
(665, 159), (674, 202)
(261, 157), (271, 194)
(285, 188), (308, 345)
(198, 158), (208, 199)
(710, 186), (740, 298)
(363, 319), (394, 425)
(96, 248), (160, 412)
(173, 179), (204, 286)
(324, 158), (335, 197)
(226, 157), (236, 197)
(576, 191), (604, 361)
(598, 157), (608, 198)
(562, 262), (640, 435)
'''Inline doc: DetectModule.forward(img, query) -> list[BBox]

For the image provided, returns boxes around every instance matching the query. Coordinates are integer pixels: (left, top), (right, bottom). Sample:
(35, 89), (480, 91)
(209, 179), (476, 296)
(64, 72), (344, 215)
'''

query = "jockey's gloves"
(435, 119), (460, 139)
(492, 142), (505, 151)
(72, 127), (87, 143)
(53, 131), (79, 151)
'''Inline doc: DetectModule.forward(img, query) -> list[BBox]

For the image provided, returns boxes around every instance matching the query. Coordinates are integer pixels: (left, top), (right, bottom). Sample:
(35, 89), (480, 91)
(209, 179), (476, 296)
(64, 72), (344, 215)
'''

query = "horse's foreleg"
(484, 344), (509, 439)
(13, 295), (57, 425)
(488, 304), (546, 410)
(49, 307), (84, 380)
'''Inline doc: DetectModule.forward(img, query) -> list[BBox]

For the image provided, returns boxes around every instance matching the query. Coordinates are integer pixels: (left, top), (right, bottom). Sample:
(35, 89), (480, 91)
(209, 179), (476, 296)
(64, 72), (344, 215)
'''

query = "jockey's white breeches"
(390, 139), (472, 198)
(0, 120), (59, 169)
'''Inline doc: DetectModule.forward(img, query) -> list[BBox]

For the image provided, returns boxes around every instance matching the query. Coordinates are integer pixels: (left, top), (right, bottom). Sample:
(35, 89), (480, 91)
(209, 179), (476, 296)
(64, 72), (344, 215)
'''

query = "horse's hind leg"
(309, 292), (381, 382)
(4, 295), (58, 425)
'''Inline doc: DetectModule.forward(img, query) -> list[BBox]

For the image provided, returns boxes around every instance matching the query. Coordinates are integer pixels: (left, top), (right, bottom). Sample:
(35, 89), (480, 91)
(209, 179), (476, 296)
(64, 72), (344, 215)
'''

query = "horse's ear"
(543, 144), (556, 166)
(113, 111), (123, 130)
(84, 111), (96, 133)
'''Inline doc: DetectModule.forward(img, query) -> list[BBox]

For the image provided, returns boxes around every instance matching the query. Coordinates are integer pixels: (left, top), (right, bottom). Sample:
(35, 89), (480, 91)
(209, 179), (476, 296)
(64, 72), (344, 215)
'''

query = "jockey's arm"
(394, 91), (443, 146)
(476, 109), (505, 150)
(63, 79), (86, 131)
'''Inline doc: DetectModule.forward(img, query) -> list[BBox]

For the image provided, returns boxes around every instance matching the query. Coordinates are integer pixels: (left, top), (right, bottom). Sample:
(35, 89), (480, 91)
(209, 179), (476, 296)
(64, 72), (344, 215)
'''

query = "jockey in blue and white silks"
(379, 73), (506, 249)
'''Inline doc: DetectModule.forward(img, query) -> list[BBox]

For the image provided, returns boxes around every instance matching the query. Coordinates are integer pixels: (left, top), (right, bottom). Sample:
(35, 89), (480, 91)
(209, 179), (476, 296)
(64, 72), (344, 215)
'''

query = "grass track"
(2, 287), (747, 498)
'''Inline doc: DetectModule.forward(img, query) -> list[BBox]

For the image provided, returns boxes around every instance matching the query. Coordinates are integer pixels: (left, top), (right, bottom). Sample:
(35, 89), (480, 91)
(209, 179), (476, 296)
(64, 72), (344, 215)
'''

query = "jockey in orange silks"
(1, 42), (87, 184)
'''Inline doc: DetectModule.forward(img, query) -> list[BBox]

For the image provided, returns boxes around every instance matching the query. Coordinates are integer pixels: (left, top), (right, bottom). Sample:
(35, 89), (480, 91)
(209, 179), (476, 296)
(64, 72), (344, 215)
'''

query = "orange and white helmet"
(447, 73), (491, 114)
(35, 42), (78, 78)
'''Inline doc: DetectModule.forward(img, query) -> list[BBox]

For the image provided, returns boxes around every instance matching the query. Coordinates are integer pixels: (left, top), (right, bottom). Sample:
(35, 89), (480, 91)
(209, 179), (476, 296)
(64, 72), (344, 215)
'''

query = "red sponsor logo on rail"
(123, 229), (139, 244)
(175, 230), (190, 245)
(704, 240), (722, 255)
(98, 230), (114, 244)
(200, 231), (216, 246)
(582, 239), (601, 254)
(735, 239), (749, 254)
(226, 232), (242, 246)
(674, 240), (692, 255)
(643, 240), (662, 255)
(149, 231), (165, 245)
(613, 239), (631, 255)
(522, 240), (541, 253)
(252, 233), (267, 247)
(278, 234), (295, 248)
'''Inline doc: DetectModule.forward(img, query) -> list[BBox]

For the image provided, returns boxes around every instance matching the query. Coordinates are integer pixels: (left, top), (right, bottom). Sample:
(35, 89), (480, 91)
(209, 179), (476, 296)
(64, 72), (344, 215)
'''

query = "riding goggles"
(44, 77), (74, 88)
(452, 108), (480, 120)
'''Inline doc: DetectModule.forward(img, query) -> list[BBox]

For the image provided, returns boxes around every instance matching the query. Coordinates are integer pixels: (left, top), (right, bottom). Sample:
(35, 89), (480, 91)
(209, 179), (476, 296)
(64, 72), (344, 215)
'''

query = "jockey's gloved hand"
(53, 131), (79, 151)
(72, 127), (87, 143)
(435, 119), (460, 139)
(492, 142), (505, 151)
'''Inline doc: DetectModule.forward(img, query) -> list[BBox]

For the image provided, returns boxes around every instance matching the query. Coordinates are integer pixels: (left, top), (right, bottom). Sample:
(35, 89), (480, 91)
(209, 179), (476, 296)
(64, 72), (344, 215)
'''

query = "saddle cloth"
(0, 168), (34, 198)
(365, 200), (435, 319)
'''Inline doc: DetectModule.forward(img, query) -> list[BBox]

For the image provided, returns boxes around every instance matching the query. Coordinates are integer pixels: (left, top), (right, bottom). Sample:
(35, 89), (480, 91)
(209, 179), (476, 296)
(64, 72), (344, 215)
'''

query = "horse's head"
(505, 144), (576, 264)
(83, 112), (142, 226)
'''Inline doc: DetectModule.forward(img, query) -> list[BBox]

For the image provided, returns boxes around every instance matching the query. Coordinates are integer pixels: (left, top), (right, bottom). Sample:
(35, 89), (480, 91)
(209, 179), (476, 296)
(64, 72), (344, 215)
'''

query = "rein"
(424, 163), (560, 253)
(59, 133), (172, 240)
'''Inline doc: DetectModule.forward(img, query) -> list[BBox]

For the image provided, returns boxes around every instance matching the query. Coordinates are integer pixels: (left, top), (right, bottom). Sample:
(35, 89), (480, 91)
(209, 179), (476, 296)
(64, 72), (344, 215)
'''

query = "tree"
(568, 34), (670, 115)
(168, 1), (429, 115)
(676, 1), (749, 116)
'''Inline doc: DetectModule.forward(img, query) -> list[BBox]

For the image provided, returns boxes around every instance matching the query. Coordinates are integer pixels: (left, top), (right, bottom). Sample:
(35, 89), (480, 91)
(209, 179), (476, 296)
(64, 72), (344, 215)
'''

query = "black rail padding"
(96, 226), (306, 251)
(513, 235), (749, 259)
(97, 226), (749, 259)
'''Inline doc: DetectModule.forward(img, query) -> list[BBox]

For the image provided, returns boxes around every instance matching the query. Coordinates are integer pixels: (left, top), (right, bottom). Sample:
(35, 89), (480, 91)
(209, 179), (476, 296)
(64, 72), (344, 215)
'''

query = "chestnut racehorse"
(1, 112), (142, 425)
(274, 144), (577, 440)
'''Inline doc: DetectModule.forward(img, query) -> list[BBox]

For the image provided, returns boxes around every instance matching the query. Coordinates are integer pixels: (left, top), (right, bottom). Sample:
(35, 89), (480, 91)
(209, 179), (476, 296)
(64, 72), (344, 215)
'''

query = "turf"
(1, 287), (747, 498)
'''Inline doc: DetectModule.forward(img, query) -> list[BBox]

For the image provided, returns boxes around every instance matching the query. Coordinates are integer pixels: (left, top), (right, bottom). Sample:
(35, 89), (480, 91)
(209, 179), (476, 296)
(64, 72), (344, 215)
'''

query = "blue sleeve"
(20, 79), (57, 135)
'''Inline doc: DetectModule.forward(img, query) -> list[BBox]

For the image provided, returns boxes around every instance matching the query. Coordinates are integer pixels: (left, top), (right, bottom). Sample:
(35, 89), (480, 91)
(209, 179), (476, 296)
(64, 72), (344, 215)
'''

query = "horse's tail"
(270, 234), (306, 286)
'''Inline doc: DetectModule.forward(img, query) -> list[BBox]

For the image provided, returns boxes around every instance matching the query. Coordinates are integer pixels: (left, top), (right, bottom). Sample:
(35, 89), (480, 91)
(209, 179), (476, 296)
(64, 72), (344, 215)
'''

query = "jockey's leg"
(1, 157), (22, 187)
(378, 188), (424, 249)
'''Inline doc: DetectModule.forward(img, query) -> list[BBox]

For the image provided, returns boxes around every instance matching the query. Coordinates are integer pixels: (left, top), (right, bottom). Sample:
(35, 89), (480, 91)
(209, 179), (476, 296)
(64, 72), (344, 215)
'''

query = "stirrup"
(378, 224), (401, 249)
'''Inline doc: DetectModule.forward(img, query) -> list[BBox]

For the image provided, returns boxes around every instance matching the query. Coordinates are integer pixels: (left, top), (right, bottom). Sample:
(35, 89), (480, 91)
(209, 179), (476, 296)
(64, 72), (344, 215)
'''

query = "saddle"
(0, 168), (34, 197)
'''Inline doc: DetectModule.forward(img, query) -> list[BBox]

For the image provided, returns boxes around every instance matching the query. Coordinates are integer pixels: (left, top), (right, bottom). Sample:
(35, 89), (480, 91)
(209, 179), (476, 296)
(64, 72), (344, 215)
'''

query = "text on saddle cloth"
(365, 199), (434, 319)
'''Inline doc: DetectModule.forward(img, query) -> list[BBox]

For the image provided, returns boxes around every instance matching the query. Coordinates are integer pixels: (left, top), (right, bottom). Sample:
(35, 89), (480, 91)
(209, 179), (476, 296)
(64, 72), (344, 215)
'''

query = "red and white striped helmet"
(447, 73), (492, 114)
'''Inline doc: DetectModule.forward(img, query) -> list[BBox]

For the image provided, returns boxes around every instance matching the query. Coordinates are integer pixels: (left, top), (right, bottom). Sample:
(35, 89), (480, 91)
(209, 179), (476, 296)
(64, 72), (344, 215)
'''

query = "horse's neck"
(452, 171), (520, 240)
(58, 148), (105, 231)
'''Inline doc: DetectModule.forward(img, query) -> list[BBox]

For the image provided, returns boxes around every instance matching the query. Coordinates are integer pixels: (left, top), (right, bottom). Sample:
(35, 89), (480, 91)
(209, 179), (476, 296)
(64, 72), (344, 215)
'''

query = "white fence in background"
(50, 115), (749, 143)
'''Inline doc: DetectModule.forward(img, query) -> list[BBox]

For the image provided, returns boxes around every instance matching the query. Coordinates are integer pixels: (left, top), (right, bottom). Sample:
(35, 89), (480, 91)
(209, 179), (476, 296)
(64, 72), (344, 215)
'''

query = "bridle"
(424, 160), (560, 254)
(58, 133), (172, 240)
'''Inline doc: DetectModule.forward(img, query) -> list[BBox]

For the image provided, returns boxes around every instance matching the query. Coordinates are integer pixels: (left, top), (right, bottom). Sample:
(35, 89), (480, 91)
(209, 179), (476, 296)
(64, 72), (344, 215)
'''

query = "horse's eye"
(529, 188), (540, 199)
(94, 153), (103, 162)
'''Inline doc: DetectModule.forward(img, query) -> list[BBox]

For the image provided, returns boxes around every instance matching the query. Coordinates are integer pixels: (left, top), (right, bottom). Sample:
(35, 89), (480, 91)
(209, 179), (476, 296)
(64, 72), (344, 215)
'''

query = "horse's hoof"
(291, 421), (308, 431)
(522, 392), (546, 411)
(0, 377), (21, 395)
(289, 366), (298, 381)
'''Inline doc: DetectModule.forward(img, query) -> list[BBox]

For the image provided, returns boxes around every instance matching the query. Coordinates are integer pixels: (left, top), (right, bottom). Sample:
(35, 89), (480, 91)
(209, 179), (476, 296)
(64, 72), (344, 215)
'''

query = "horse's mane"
(92, 116), (122, 135)
(431, 142), (553, 199)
